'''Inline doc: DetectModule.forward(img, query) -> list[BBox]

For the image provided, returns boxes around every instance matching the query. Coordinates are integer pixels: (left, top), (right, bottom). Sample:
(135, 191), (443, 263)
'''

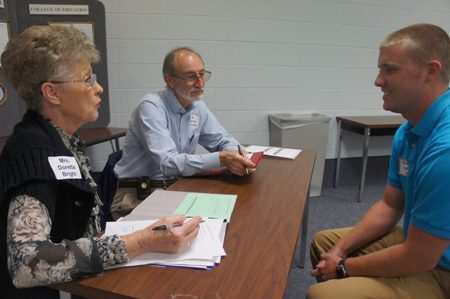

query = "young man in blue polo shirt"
(308, 23), (450, 299)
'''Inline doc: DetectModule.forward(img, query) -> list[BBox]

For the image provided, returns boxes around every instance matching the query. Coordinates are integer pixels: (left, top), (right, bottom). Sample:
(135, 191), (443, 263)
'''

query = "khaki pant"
(110, 187), (143, 220)
(307, 227), (450, 299)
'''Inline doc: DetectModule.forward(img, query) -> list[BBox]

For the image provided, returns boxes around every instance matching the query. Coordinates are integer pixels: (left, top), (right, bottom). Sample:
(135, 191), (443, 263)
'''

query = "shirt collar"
(164, 88), (196, 115)
(48, 120), (84, 152)
(407, 88), (450, 138)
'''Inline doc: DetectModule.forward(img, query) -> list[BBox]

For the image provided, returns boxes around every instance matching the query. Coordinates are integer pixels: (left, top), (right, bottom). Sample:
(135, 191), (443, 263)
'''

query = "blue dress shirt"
(114, 88), (239, 180)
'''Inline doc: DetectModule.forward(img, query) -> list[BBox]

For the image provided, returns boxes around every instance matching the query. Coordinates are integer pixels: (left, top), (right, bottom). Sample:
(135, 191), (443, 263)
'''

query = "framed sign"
(0, 21), (10, 67)
(29, 4), (89, 15)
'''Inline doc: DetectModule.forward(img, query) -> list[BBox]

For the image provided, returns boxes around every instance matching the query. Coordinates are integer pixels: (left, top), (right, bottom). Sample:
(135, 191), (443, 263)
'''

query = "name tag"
(189, 114), (199, 128)
(399, 158), (408, 176)
(48, 156), (82, 180)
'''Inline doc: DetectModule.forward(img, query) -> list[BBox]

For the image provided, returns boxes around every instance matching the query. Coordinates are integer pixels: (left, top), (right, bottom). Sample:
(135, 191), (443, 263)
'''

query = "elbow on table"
(8, 261), (53, 289)
(10, 269), (39, 289)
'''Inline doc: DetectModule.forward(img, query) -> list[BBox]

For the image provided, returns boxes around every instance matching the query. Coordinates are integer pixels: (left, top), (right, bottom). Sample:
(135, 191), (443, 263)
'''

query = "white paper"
(245, 145), (301, 159)
(104, 218), (226, 269)
(0, 22), (9, 67)
(29, 4), (89, 15)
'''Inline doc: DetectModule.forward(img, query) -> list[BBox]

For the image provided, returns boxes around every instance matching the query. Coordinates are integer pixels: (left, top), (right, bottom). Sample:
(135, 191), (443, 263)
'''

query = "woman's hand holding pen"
(121, 215), (202, 258)
(219, 149), (256, 176)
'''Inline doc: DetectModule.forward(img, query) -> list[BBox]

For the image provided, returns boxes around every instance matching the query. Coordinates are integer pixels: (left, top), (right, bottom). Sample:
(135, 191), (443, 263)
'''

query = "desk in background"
(76, 127), (127, 152)
(334, 115), (404, 202)
(0, 127), (127, 154)
(54, 149), (316, 299)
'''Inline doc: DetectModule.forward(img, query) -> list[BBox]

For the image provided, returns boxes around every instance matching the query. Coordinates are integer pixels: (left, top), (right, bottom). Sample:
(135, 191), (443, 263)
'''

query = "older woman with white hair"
(0, 25), (201, 298)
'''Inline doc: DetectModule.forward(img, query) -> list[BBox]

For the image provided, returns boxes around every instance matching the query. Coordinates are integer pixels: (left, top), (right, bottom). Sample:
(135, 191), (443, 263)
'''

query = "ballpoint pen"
(152, 219), (205, 231)
(238, 145), (249, 175)
(152, 222), (184, 231)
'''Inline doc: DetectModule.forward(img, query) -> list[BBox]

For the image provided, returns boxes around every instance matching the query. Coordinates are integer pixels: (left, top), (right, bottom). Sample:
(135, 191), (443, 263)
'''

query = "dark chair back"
(98, 150), (122, 230)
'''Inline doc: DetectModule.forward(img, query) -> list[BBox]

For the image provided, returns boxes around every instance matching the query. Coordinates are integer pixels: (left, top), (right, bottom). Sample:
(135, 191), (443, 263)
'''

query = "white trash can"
(269, 113), (331, 197)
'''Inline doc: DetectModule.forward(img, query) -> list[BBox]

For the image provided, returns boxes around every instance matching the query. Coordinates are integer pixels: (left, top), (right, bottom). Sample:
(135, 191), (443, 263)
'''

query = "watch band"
(336, 259), (349, 279)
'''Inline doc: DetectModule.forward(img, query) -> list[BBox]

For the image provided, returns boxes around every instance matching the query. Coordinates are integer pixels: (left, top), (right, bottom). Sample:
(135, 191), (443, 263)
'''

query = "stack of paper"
(245, 145), (301, 159)
(104, 218), (227, 269)
(104, 190), (237, 270)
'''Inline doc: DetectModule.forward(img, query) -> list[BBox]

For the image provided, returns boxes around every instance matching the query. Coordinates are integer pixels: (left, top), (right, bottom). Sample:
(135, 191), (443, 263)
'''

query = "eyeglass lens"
(87, 74), (97, 86)
(175, 71), (211, 83)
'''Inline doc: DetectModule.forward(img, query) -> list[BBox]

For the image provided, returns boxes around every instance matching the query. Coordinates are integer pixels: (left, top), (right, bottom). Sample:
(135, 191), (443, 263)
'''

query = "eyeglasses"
(171, 70), (211, 85)
(49, 73), (97, 87)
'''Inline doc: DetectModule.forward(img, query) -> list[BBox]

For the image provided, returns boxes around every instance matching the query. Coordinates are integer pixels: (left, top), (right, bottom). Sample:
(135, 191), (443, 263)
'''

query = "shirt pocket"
(187, 133), (200, 153)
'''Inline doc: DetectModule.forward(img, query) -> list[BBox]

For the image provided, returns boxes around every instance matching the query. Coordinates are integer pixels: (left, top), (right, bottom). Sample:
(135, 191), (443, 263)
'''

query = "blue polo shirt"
(387, 89), (450, 270)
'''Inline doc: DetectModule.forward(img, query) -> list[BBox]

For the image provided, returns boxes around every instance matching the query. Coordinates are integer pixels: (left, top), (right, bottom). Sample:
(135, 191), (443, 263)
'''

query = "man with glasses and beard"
(111, 47), (255, 219)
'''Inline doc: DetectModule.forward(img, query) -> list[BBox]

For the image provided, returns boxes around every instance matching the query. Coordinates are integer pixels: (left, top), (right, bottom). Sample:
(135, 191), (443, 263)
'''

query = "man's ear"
(40, 82), (61, 105)
(164, 74), (176, 89)
(425, 60), (442, 82)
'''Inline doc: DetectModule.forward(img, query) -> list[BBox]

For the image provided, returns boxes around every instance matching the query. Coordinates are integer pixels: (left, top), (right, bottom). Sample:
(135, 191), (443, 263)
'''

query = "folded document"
(245, 145), (301, 159)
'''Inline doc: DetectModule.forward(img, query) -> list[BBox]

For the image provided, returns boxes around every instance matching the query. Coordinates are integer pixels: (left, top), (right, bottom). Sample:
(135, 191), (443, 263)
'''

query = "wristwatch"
(335, 259), (349, 279)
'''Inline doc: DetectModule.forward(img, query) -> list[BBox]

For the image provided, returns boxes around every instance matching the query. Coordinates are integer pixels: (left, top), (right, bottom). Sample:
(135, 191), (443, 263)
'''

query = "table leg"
(333, 119), (342, 188)
(109, 138), (122, 152)
(298, 189), (310, 268)
(358, 128), (370, 202)
(114, 137), (121, 152)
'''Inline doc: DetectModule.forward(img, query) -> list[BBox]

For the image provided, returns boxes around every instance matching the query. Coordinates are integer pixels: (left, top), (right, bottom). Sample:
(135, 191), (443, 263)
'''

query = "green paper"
(174, 192), (237, 221)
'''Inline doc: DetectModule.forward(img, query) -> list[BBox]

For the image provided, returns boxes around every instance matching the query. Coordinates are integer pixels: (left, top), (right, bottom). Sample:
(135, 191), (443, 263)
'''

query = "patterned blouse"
(6, 122), (128, 288)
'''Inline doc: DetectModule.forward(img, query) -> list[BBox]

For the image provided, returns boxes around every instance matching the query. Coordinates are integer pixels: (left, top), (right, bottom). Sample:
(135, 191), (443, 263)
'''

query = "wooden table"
(333, 115), (404, 202)
(53, 149), (316, 299)
(0, 127), (127, 153)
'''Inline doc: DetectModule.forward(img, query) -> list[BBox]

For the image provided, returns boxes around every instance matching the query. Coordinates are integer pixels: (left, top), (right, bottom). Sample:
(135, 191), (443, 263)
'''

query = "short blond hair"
(1, 25), (100, 112)
(380, 23), (450, 85)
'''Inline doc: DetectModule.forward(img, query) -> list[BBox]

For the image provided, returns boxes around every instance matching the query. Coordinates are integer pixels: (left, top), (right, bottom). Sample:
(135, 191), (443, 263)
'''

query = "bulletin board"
(0, 0), (110, 137)
(0, 0), (20, 137)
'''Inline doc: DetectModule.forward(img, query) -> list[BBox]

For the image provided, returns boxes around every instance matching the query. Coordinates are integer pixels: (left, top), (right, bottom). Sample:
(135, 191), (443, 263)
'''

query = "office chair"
(97, 150), (122, 230)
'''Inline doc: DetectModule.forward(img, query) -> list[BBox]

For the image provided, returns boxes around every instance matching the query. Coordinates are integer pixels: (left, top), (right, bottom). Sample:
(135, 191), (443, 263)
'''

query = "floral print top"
(6, 123), (128, 288)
